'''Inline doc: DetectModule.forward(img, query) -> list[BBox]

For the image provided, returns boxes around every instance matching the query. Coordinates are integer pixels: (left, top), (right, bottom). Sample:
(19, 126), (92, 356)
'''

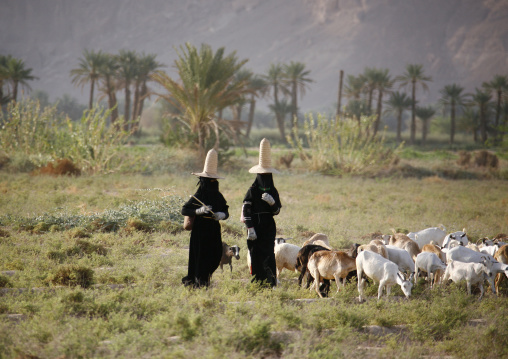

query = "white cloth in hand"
(247, 227), (257, 240)
(261, 193), (275, 206)
(212, 212), (226, 221)
(195, 205), (211, 215)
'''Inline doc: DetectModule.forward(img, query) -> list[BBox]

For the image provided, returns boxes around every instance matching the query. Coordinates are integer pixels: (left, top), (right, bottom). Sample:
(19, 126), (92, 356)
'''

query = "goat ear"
(461, 233), (466, 238)
(462, 228), (466, 233)
(450, 234), (455, 239)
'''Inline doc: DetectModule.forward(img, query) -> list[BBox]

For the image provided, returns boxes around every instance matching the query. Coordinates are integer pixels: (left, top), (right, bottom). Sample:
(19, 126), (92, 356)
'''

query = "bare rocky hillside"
(1, 0), (507, 112)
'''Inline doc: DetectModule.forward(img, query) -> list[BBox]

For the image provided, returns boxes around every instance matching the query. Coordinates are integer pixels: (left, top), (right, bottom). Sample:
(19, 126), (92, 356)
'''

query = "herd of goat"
(220, 226), (508, 300)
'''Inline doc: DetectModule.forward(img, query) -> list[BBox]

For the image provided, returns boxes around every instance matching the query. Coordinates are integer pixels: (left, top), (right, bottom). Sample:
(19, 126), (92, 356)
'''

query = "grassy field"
(1, 148), (508, 358)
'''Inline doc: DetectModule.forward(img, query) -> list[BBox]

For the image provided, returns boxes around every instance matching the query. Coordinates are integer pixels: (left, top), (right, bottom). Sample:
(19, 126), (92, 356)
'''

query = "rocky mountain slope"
(1, 0), (507, 112)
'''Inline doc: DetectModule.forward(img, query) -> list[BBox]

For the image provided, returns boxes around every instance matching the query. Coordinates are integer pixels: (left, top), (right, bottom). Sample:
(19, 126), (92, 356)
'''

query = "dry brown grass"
(33, 158), (81, 176)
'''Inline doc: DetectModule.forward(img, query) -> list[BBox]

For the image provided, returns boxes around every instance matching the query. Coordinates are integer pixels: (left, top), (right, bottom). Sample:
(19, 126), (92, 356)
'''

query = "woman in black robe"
(181, 150), (229, 288)
(242, 138), (281, 287)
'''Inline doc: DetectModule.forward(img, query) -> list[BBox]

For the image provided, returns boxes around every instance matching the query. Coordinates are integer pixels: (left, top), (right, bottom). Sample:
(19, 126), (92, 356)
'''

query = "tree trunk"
(132, 81), (140, 124)
(89, 79), (95, 110)
(273, 83), (287, 143)
(422, 119), (427, 145)
(137, 81), (148, 119)
(367, 89), (374, 115)
(396, 110), (402, 142)
(410, 80), (416, 145)
(450, 100), (456, 145)
(373, 90), (383, 136)
(336, 70), (344, 121)
(291, 81), (298, 129)
(12, 81), (18, 102)
(246, 97), (256, 138)
(494, 90), (502, 143)
(480, 104), (488, 143)
(124, 84), (131, 131)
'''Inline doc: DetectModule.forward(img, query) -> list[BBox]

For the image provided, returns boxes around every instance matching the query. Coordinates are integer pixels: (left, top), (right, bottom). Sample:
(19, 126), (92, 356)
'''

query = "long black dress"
(242, 174), (282, 287)
(181, 177), (229, 288)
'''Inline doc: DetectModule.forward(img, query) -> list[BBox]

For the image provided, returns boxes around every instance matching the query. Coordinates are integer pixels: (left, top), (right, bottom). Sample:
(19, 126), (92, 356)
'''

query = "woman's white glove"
(247, 227), (257, 240)
(261, 193), (275, 206)
(212, 212), (226, 221)
(195, 205), (211, 215)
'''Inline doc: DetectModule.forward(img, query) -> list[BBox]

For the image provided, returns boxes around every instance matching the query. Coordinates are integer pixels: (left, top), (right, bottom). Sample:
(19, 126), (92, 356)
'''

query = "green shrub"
(289, 113), (402, 175)
(0, 274), (12, 288)
(46, 264), (94, 288)
(0, 99), (132, 174)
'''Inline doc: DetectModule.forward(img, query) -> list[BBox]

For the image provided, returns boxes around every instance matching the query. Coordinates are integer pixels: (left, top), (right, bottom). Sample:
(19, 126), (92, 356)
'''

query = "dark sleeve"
(181, 197), (200, 216)
(269, 187), (281, 216)
(217, 192), (229, 220)
(242, 188), (254, 228)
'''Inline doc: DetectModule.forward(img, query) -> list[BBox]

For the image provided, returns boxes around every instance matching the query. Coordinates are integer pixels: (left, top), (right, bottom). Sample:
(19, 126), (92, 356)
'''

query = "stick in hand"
(190, 195), (215, 215)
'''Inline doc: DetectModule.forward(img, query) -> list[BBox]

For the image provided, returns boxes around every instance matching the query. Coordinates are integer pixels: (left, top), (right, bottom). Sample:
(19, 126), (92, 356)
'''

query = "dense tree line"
(2, 45), (507, 150)
(70, 49), (164, 133)
(344, 65), (508, 146)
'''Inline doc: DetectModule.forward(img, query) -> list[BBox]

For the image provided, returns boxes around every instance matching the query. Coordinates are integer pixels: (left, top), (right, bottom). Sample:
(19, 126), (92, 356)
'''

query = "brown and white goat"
(220, 242), (240, 272)
(307, 250), (356, 298)
(386, 233), (421, 261)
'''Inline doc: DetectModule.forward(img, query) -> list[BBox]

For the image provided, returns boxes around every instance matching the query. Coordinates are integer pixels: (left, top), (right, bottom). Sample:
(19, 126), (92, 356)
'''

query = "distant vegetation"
(1, 43), (507, 175)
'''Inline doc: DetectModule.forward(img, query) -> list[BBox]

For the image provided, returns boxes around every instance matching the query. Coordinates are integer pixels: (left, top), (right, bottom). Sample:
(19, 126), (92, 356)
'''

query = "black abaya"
(242, 174), (282, 287)
(181, 178), (229, 288)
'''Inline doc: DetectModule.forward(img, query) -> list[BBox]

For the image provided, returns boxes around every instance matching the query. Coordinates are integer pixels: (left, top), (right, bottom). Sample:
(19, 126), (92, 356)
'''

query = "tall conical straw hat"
(248, 138), (280, 174)
(192, 149), (224, 179)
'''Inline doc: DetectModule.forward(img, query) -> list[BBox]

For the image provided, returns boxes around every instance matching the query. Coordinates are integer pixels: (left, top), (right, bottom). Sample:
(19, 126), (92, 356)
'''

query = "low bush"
(46, 264), (94, 288)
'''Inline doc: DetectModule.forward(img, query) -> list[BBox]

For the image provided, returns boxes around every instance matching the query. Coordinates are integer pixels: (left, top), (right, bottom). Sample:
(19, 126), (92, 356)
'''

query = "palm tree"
(116, 50), (138, 130)
(439, 83), (466, 145)
(470, 88), (492, 143)
(268, 99), (292, 139)
(5, 57), (37, 102)
(70, 49), (104, 109)
(372, 68), (393, 136)
(229, 69), (253, 137)
(344, 74), (365, 101)
(362, 67), (378, 114)
(396, 64), (432, 144)
(461, 107), (480, 143)
(283, 61), (313, 129)
(264, 63), (289, 142)
(245, 74), (268, 138)
(132, 53), (164, 131)
(151, 43), (249, 157)
(483, 75), (508, 142)
(385, 91), (412, 142)
(0, 55), (12, 106)
(415, 106), (436, 145)
(97, 53), (120, 125)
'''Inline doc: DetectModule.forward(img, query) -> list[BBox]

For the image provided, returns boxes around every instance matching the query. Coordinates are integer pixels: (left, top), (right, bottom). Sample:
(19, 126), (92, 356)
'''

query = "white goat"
(479, 243), (500, 257)
(414, 252), (447, 288)
(356, 250), (413, 302)
(274, 242), (301, 279)
(408, 225), (447, 248)
(385, 244), (415, 278)
(442, 229), (468, 249)
(442, 260), (494, 299)
(446, 245), (496, 264)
